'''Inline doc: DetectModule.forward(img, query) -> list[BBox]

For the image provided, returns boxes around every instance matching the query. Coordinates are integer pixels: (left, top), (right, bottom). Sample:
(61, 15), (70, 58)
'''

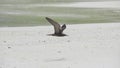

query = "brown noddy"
(45, 17), (67, 36)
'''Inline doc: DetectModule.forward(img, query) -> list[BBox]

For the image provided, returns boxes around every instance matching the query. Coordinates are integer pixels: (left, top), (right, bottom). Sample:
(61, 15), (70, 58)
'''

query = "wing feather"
(46, 17), (61, 34)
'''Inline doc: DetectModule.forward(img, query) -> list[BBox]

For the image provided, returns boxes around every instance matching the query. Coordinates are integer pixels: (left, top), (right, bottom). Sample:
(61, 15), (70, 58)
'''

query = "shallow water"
(0, 1), (120, 27)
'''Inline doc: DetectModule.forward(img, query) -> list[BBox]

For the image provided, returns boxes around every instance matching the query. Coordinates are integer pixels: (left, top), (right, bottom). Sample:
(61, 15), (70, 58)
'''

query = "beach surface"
(0, 23), (120, 68)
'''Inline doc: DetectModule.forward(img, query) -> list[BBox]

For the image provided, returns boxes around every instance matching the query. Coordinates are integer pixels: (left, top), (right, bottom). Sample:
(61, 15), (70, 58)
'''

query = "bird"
(45, 17), (67, 36)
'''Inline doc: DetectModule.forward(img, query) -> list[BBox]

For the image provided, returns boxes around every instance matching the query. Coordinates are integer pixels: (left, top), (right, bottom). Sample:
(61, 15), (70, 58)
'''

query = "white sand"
(0, 23), (120, 68)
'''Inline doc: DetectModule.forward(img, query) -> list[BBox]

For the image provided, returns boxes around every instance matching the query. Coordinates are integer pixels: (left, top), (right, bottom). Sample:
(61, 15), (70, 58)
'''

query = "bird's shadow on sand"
(47, 34), (68, 37)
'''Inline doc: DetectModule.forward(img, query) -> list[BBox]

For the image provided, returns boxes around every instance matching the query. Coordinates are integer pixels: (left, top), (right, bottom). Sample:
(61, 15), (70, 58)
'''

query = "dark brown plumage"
(45, 17), (67, 36)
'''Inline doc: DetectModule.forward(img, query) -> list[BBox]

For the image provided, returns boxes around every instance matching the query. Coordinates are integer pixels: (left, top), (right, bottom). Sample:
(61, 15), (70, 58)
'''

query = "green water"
(0, 1), (120, 27)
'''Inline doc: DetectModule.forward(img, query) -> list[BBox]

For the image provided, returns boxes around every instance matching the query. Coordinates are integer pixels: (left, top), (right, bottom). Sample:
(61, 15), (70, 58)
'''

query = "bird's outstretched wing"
(45, 17), (61, 34)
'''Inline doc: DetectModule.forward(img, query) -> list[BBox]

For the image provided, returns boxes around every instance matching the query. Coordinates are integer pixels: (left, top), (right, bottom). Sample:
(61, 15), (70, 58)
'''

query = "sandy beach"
(0, 23), (120, 68)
